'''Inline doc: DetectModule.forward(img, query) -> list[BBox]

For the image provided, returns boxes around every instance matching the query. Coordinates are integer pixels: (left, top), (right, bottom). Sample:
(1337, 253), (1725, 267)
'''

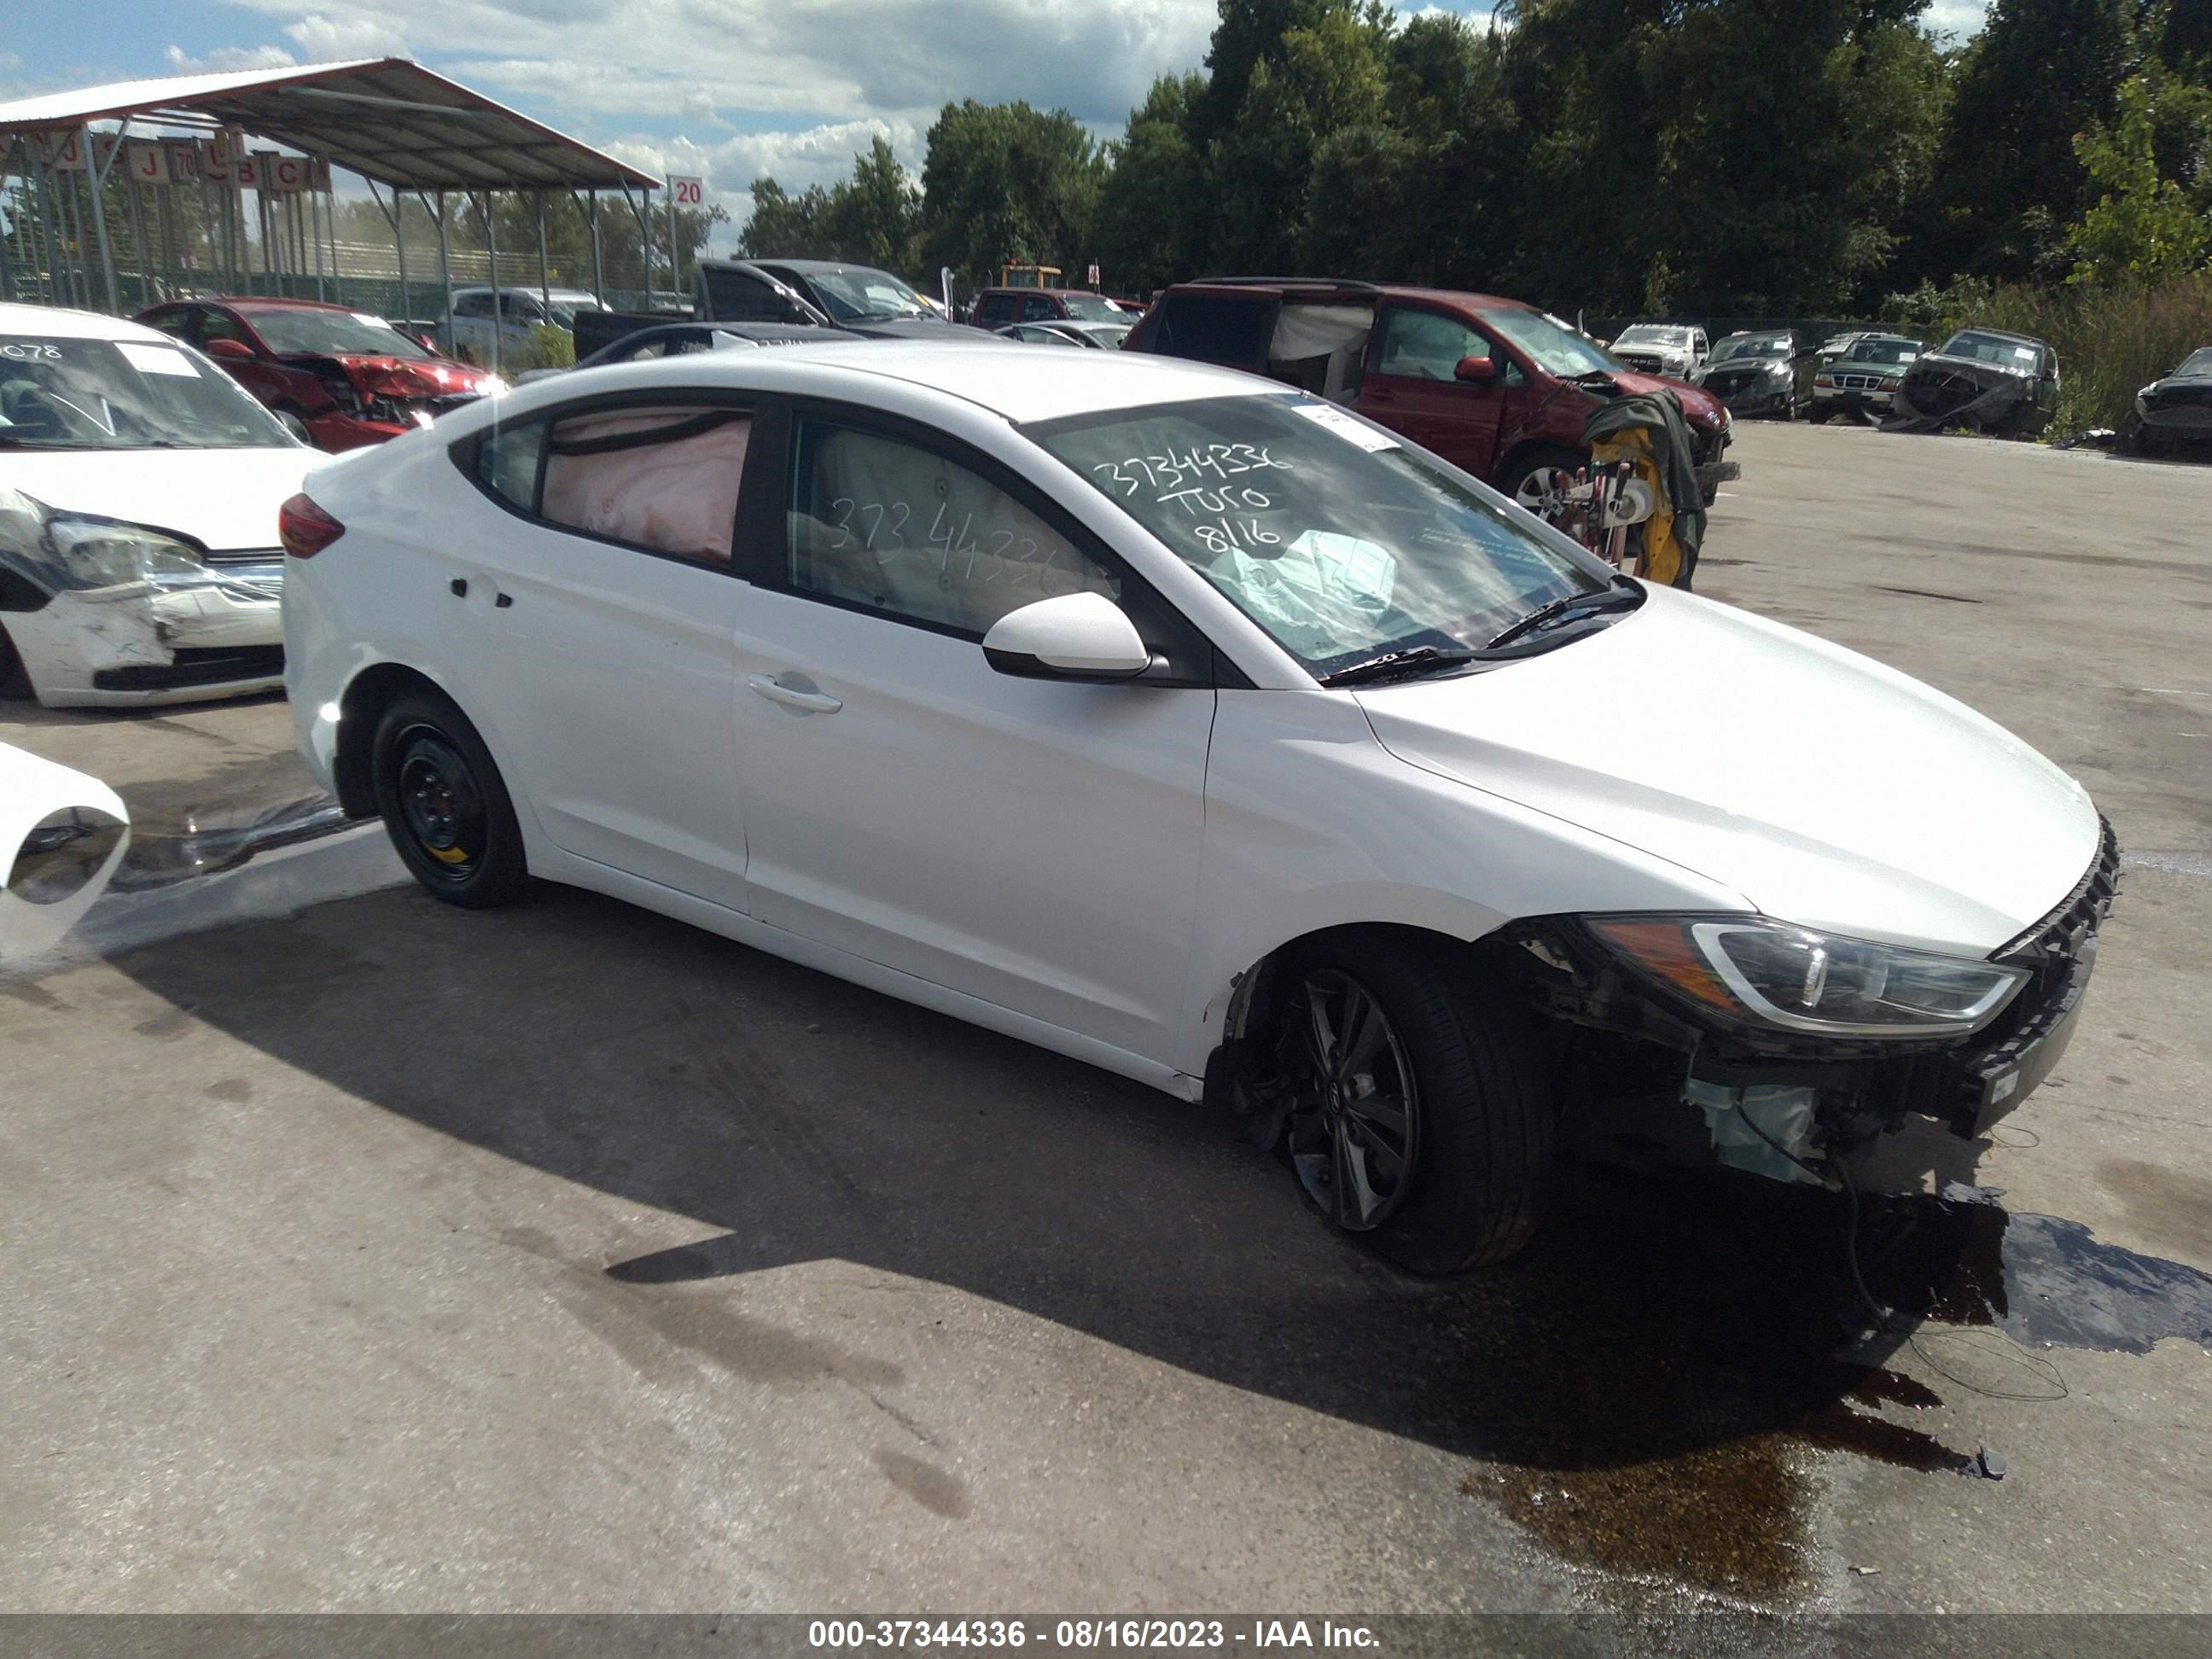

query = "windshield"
(0, 335), (293, 451)
(1940, 330), (2040, 366)
(1845, 338), (1918, 365)
(1476, 307), (1621, 377)
(1029, 393), (1612, 677)
(805, 267), (933, 322)
(1713, 335), (1790, 362)
(1058, 293), (1121, 322)
(246, 307), (434, 359)
(1616, 326), (1686, 346)
(2179, 348), (2212, 377)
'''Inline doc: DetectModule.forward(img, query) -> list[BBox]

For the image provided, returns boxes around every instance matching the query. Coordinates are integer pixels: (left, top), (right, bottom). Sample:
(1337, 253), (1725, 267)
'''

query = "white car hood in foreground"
(1355, 586), (2100, 955)
(3, 447), (309, 553)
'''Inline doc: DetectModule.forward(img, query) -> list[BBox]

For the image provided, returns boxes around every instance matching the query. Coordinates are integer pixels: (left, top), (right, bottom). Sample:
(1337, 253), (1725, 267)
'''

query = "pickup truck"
(1121, 277), (1738, 510)
(570, 258), (968, 359)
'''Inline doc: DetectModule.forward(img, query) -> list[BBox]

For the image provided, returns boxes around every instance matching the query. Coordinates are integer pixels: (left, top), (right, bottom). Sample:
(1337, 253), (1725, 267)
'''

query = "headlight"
(45, 517), (209, 591)
(1587, 916), (2028, 1037)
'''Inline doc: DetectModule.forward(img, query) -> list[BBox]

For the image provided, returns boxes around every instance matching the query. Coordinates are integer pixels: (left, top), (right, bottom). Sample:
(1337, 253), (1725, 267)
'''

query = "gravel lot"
(3, 423), (2209, 1633)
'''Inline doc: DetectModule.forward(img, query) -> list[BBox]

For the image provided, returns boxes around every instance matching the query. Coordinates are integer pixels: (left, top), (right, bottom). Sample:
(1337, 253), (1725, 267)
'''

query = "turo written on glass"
(1029, 393), (1607, 675)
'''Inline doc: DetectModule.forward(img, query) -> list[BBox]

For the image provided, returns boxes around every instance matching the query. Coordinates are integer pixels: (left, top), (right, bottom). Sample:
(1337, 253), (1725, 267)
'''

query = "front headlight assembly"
(1586, 916), (2028, 1038)
(41, 515), (210, 593)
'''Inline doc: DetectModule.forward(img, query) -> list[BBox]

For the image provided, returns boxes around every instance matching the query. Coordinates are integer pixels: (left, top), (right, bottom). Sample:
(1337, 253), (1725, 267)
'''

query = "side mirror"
(1454, 355), (1496, 385)
(981, 592), (1152, 683)
(205, 338), (253, 362)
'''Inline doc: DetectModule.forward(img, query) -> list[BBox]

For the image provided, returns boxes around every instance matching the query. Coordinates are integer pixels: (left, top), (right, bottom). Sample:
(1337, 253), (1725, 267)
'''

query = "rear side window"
(1149, 294), (1275, 370)
(541, 405), (751, 563)
(785, 417), (1118, 636)
(972, 294), (1016, 325)
(474, 417), (547, 510)
(701, 267), (784, 322)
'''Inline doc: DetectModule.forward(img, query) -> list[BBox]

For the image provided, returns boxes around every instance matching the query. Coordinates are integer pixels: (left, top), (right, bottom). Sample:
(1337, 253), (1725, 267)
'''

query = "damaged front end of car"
(0, 489), (284, 705)
(1499, 821), (2119, 1185)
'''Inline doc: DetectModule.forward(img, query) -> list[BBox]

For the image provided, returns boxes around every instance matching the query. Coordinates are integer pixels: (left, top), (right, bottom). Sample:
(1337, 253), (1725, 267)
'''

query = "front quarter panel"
(1177, 688), (1749, 1077)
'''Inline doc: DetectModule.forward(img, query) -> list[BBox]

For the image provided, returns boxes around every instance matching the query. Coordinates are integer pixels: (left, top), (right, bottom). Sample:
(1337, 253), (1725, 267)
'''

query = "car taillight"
(279, 493), (345, 558)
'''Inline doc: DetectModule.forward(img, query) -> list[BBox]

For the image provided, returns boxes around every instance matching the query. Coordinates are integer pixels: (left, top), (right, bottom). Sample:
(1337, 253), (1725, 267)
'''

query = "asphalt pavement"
(2, 422), (2208, 1632)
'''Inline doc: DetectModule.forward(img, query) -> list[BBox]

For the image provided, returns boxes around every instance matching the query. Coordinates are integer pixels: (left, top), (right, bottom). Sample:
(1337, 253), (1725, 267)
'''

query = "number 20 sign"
(669, 176), (704, 207)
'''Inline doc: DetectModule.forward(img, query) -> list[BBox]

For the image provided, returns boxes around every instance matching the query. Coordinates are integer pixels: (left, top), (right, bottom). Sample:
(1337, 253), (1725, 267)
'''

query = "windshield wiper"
(1317, 645), (1485, 688)
(1484, 582), (1642, 650)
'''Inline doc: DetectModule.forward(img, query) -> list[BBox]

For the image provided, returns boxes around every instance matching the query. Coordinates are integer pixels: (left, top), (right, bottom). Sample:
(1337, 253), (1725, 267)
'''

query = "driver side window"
(1375, 309), (1488, 381)
(785, 418), (1120, 637)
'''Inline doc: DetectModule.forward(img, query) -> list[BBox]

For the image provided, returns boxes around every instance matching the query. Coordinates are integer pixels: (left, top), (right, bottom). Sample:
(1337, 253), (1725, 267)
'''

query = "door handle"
(747, 672), (842, 714)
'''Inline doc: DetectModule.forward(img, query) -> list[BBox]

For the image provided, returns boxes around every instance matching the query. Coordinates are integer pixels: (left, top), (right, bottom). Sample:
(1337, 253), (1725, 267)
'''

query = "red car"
(1123, 278), (1738, 509)
(966, 287), (1129, 329)
(135, 297), (497, 451)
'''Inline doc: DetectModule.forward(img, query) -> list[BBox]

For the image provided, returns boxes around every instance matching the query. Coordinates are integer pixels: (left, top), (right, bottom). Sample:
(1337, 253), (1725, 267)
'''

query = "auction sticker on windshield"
(1288, 399), (1398, 451)
(114, 341), (200, 377)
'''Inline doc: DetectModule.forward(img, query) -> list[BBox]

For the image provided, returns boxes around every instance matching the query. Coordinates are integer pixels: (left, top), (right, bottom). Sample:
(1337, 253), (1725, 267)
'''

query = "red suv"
(1123, 278), (1738, 509)
(136, 297), (497, 451)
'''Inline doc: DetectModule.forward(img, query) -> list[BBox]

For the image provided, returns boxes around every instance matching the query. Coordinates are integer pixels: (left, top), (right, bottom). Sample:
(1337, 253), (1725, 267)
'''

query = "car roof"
(1943, 327), (2046, 346)
(1169, 279), (1534, 311)
(0, 300), (175, 344)
(218, 296), (375, 314)
(507, 339), (1272, 425)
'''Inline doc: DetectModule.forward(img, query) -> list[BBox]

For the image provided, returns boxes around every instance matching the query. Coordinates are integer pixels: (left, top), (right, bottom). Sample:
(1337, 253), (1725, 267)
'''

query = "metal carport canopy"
(0, 57), (661, 191)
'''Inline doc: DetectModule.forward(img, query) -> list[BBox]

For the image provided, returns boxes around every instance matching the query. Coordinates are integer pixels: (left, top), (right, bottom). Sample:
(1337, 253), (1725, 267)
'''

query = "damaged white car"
(0, 303), (307, 707)
(283, 344), (2115, 1274)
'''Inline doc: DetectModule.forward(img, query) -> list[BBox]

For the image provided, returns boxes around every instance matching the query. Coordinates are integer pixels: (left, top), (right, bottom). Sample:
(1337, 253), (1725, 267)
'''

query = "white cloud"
(1923, 1), (1991, 41)
(282, 14), (412, 60)
(162, 43), (299, 74)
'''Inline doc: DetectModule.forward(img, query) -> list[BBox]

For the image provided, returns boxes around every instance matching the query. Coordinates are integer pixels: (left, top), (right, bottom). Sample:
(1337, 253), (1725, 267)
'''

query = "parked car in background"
(516, 320), (856, 383)
(1123, 277), (1737, 509)
(2120, 346), (2212, 457)
(1694, 331), (1813, 420)
(283, 343), (2110, 1273)
(445, 286), (606, 365)
(968, 288), (1127, 329)
(1814, 330), (1876, 370)
(137, 297), (498, 451)
(700, 259), (954, 338)
(0, 303), (304, 707)
(1610, 323), (1708, 379)
(1812, 333), (1921, 422)
(1894, 329), (2060, 437)
(996, 320), (1132, 349)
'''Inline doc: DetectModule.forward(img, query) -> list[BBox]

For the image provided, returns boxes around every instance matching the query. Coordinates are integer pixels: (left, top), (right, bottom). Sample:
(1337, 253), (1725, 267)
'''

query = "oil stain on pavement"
(1465, 1165), (2212, 1606)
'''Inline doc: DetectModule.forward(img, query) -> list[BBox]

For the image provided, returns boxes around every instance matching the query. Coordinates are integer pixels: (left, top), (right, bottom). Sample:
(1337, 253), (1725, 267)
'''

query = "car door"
(970, 292), (1017, 330)
(1354, 302), (1505, 476)
(726, 401), (1217, 1062)
(445, 393), (755, 908)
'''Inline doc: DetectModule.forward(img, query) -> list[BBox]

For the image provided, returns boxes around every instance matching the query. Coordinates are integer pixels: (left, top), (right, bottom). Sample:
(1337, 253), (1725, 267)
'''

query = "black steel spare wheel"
(370, 688), (529, 908)
(395, 728), (486, 882)
(1287, 968), (1421, 1231)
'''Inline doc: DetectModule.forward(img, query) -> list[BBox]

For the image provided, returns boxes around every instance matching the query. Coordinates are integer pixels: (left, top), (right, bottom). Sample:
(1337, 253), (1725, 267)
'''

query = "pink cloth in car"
(541, 410), (750, 562)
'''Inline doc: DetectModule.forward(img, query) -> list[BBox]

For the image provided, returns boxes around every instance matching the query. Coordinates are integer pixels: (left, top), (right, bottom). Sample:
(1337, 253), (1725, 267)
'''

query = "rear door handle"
(747, 672), (842, 714)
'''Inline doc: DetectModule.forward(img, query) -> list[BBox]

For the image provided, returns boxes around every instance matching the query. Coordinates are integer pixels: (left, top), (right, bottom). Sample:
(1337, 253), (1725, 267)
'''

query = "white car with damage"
(281, 342), (2115, 1272)
(0, 302), (306, 707)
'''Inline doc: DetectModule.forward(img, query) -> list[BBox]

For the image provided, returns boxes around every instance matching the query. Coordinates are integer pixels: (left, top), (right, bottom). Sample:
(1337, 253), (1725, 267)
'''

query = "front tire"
(1274, 934), (1554, 1273)
(371, 690), (530, 908)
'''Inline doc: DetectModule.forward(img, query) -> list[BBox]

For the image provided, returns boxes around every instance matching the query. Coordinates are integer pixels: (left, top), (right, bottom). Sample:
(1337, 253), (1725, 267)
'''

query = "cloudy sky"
(8, 1), (1994, 242)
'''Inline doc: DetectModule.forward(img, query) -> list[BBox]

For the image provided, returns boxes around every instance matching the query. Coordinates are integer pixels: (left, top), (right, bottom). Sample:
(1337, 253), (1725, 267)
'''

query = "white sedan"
(281, 342), (2112, 1271)
(1, 302), (307, 707)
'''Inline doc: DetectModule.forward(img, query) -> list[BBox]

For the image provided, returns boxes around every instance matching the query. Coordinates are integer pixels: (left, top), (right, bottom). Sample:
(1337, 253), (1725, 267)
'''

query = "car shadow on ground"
(111, 877), (2003, 1604)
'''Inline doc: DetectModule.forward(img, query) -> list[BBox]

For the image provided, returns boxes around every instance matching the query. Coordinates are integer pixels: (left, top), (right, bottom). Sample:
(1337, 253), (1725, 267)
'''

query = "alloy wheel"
(1284, 968), (1421, 1231)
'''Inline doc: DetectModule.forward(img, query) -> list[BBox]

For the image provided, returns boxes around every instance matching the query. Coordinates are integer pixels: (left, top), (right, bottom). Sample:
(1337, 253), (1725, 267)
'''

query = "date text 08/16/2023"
(806, 1619), (1382, 1650)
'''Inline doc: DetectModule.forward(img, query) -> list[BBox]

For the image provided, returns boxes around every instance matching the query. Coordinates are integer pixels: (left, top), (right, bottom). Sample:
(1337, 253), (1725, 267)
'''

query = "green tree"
(2066, 68), (2212, 282)
(818, 137), (923, 270)
(917, 100), (1103, 282)
(1091, 74), (1210, 293)
(737, 178), (833, 258)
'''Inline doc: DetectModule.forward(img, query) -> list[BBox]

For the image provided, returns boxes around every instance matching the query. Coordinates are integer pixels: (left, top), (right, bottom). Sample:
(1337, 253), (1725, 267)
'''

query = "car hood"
(1589, 370), (1726, 431)
(842, 317), (975, 341)
(3, 446), (309, 554)
(322, 353), (491, 396)
(1353, 586), (2099, 955)
(1910, 351), (2034, 384)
